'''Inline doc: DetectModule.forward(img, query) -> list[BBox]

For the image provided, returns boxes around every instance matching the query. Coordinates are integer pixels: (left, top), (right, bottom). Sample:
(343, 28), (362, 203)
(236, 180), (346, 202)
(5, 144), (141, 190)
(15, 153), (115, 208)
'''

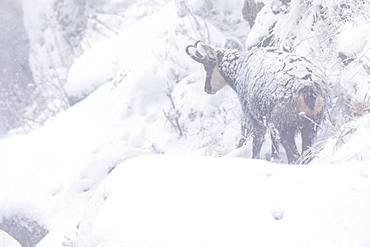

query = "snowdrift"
(79, 155), (370, 247)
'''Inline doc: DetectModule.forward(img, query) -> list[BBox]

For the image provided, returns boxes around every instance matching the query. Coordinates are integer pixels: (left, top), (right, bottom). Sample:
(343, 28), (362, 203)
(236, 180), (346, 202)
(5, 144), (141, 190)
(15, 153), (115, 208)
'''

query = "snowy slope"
(78, 155), (370, 247)
(63, 1), (243, 156)
(0, 1), (243, 245)
(1, 0), (370, 246)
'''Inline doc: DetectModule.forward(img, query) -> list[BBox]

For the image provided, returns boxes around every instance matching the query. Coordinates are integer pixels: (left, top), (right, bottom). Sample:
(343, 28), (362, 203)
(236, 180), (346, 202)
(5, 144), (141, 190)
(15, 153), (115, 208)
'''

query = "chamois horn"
(185, 40), (209, 64)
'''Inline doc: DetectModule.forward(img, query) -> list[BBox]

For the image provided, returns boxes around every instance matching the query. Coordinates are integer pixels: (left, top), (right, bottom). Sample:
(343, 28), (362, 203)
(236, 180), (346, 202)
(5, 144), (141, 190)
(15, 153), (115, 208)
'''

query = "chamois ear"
(224, 37), (243, 51)
(216, 50), (224, 63)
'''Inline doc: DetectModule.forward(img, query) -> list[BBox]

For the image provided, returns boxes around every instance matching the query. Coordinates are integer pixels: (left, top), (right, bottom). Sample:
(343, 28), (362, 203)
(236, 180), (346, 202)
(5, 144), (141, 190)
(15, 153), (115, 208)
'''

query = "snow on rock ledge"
(77, 155), (370, 247)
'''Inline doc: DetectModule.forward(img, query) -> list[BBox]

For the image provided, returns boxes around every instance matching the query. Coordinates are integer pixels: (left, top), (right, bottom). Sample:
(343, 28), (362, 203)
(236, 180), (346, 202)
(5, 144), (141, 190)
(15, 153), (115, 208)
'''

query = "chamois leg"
(238, 120), (250, 147)
(270, 129), (280, 161)
(280, 129), (299, 164)
(301, 121), (316, 163)
(252, 126), (266, 160)
(238, 133), (247, 148)
(301, 122), (316, 153)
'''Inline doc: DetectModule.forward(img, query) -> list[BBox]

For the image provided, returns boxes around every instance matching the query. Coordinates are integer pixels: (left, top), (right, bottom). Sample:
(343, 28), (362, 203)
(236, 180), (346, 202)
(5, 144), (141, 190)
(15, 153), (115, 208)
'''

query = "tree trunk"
(0, 0), (35, 135)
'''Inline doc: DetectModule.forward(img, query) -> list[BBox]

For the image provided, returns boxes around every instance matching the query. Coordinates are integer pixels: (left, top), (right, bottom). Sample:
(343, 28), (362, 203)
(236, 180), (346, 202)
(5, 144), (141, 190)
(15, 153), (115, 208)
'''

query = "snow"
(63, 2), (242, 156)
(245, 4), (279, 49)
(78, 155), (370, 247)
(65, 42), (120, 102)
(0, 3), (242, 244)
(316, 113), (370, 162)
(0, 231), (20, 247)
(337, 17), (370, 58)
(335, 16), (370, 104)
(2, 0), (370, 246)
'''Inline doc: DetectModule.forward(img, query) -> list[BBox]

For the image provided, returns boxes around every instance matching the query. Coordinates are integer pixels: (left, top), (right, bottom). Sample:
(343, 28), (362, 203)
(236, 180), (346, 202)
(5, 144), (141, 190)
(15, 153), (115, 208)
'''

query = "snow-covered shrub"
(270, 0), (370, 115)
(171, 73), (241, 155)
(245, 0), (370, 159)
(316, 113), (370, 162)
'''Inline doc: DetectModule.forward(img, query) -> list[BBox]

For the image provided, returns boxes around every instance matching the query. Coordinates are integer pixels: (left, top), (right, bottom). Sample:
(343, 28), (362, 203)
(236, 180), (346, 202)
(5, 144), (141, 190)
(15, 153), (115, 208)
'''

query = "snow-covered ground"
(79, 155), (370, 247)
(2, 150), (370, 246)
(1, 0), (370, 246)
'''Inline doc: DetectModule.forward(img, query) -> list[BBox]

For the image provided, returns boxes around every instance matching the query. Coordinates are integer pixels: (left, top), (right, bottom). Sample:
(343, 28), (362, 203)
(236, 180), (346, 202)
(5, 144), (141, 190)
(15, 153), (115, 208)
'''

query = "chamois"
(185, 41), (326, 163)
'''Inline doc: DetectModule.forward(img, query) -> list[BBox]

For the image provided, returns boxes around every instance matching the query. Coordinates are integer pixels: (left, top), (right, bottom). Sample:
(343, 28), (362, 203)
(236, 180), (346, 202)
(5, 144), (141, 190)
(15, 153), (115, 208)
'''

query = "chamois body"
(219, 48), (325, 163)
(186, 42), (327, 163)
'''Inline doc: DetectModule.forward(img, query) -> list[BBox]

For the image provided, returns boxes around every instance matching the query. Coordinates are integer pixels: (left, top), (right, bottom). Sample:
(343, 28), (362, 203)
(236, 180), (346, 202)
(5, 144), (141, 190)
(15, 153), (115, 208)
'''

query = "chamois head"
(185, 41), (226, 94)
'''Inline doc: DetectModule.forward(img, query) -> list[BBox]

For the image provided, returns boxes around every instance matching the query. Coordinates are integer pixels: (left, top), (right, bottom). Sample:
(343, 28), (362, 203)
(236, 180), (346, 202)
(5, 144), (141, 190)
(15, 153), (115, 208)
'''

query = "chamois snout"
(204, 64), (217, 95)
(204, 78), (214, 94)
